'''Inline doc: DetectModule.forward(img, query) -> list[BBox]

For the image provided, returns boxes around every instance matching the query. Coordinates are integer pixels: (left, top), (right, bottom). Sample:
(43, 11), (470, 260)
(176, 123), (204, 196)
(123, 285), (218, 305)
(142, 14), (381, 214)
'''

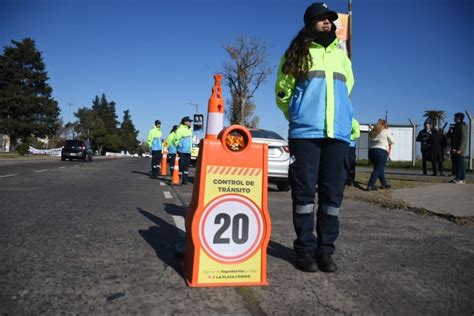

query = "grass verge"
(345, 172), (473, 226)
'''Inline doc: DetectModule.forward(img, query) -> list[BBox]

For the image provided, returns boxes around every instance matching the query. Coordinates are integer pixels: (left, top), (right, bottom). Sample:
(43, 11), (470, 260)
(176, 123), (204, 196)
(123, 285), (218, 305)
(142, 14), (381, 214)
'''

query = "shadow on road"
(267, 240), (294, 265)
(132, 170), (151, 177)
(137, 207), (184, 278)
(163, 203), (185, 217)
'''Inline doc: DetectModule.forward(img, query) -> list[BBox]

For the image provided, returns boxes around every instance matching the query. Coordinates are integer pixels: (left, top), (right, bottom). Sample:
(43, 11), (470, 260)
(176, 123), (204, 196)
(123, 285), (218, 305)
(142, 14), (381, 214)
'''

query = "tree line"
(1, 36), (274, 156)
(0, 38), (140, 154)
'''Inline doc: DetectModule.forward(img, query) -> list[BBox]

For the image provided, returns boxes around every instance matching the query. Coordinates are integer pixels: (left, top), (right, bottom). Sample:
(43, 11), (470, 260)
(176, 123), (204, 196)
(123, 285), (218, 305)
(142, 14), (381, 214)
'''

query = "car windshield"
(250, 130), (284, 140)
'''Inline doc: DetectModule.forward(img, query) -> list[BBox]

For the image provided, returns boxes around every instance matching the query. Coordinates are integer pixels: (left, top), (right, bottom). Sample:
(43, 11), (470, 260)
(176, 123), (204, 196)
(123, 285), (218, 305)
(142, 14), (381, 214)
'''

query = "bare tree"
(223, 36), (273, 127)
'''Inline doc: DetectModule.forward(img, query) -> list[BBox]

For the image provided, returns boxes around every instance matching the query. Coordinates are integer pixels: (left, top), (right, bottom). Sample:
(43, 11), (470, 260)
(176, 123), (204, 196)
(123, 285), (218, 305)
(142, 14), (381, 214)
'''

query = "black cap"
(181, 116), (193, 123)
(304, 2), (338, 26)
(155, 120), (161, 125)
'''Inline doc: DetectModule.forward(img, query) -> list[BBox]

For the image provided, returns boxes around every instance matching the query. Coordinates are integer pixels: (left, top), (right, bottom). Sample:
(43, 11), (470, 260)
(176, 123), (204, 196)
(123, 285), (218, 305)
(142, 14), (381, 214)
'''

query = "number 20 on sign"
(184, 124), (271, 287)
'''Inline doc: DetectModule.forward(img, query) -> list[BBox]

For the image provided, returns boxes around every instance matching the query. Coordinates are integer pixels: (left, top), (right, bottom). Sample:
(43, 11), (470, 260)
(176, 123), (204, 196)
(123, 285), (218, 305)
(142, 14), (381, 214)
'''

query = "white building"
(356, 124), (415, 162)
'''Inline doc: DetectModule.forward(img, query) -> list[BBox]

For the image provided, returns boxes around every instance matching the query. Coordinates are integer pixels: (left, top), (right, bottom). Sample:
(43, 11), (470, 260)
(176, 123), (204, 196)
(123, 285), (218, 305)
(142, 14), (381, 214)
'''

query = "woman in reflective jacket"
(275, 2), (354, 273)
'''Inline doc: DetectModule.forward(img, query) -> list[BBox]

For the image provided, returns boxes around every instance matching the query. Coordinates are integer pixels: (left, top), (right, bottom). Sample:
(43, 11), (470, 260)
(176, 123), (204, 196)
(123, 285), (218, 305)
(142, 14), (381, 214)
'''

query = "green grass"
(0, 152), (57, 160)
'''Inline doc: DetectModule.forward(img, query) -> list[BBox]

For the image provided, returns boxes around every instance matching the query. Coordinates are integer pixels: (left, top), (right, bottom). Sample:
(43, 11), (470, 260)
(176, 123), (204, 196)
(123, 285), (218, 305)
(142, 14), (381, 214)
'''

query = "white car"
(249, 129), (290, 191)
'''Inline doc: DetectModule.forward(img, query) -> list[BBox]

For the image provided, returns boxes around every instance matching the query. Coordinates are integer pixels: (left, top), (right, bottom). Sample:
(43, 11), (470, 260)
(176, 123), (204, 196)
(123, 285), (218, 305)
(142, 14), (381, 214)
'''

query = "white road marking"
(35, 169), (48, 173)
(0, 174), (18, 178)
(58, 166), (66, 169)
(172, 215), (186, 237)
(163, 191), (173, 199)
(159, 181), (165, 186)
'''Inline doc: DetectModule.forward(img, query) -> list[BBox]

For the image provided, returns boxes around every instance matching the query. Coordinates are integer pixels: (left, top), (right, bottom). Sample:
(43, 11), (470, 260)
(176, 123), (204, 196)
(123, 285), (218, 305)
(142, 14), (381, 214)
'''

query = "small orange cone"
(171, 155), (180, 185)
(161, 145), (168, 176)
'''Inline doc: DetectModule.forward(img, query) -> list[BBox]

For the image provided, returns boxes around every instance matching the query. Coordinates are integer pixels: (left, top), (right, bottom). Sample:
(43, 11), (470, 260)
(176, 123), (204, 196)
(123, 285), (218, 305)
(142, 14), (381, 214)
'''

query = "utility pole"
(68, 102), (73, 139)
(347, 0), (352, 60)
(466, 110), (473, 171)
(408, 118), (417, 167)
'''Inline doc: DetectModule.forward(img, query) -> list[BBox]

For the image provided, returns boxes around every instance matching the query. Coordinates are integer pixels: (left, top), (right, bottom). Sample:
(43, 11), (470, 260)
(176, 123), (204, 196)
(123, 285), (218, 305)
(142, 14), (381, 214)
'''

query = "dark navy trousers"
(368, 148), (388, 187)
(289, 138), (349, 256)
(151, 150), (162, 176)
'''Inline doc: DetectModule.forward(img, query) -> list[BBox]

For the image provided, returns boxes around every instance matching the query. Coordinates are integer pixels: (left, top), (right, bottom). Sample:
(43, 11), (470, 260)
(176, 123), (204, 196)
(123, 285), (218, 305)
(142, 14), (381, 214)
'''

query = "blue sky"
(1, 0), (473, 142)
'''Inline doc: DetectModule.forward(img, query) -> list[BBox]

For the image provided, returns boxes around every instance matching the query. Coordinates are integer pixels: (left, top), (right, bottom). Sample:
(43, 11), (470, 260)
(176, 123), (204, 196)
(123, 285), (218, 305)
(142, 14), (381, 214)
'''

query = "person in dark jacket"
(416, 122), (431, 175)
(449, 113), (468, 184)
(428, 127), (446, 176)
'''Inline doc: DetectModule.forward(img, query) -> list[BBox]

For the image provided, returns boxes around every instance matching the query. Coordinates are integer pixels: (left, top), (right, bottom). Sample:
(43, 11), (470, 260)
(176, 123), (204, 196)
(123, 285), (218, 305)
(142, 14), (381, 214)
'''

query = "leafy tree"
(73, 107), (107, 154)
(91, 94), (120, 153)
(119, 109), (140, 154)
(222, 36), (273, 127)
(423, 110), (446, 129)
(0, 38), (60, 147)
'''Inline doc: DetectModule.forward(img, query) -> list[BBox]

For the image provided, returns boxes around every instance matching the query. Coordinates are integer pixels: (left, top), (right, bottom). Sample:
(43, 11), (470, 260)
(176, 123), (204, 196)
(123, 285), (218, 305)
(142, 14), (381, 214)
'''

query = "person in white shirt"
(367, 119), (395, 191)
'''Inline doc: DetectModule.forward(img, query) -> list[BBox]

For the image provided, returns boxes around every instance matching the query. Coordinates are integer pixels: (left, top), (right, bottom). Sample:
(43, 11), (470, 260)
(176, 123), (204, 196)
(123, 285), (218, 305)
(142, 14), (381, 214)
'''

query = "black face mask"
(313, 22), (337, 48)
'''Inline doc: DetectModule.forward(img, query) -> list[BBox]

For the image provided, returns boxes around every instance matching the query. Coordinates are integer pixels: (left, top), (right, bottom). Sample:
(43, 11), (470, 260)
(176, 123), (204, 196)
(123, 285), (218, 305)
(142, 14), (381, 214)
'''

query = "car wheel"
(276, 181), (291, 192)
(68, 158), (73, 161)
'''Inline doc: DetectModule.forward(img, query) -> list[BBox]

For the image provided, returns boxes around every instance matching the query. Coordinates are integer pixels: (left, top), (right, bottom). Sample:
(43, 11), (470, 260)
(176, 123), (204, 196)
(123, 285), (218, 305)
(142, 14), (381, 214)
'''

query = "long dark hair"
(282, 25), (316, 80)
(369, 119), (388, 138)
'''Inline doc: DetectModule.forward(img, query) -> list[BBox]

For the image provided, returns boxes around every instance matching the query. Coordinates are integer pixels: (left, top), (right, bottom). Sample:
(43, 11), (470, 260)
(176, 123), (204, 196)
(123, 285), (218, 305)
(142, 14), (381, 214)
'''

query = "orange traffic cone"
(171, 155), (180, 185)
(205, 74), (224, 140)
(161, 145), (168, 176)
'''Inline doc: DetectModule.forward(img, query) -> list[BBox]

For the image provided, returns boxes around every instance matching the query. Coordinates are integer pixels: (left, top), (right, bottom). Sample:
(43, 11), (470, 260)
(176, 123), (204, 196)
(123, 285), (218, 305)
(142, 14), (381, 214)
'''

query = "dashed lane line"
(172, 215), (186, 237)
(0, 174), (18, 178)
(34, 169), (48, 173)
(58, 166), (66, 169)
(163, 188), (186, 237)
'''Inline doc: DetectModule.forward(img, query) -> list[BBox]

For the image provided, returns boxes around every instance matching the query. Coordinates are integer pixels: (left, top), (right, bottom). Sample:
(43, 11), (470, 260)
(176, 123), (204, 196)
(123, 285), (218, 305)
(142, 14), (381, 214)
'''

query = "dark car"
(61, 140), (93, 161)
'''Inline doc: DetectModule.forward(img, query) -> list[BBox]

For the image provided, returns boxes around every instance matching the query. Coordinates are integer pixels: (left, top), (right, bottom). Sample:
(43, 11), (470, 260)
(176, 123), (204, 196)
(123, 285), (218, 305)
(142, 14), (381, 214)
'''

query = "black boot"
(316, 253), (337, 273)
(295, 252), (318, 272)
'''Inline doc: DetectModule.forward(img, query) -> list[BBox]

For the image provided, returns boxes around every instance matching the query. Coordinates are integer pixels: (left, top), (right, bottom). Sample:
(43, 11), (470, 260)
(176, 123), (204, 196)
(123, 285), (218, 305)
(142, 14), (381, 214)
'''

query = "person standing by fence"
(416, 122), (431, 175)
(449, 112), (468, 184)
(367, 119), (395, 191)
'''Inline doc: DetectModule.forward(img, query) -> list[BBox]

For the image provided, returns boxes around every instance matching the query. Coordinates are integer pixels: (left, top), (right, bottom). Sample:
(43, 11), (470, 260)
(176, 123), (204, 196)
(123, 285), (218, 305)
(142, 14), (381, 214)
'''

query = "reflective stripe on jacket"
(275, 38), (354, 142)
(174, 124), (192, 154)
(147, 126), (162, 151)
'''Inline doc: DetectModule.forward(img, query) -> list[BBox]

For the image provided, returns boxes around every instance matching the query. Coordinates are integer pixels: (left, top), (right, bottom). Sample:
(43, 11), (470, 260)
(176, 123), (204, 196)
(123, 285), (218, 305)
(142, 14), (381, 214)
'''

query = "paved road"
(1, 158), (473, 314)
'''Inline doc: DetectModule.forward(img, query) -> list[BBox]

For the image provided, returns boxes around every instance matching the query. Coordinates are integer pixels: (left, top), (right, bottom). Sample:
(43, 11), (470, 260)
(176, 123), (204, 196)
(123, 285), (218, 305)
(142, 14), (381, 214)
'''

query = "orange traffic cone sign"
(184, 74), (271, 287)
(161, 145), (168, 176)
(171, 155), (180, 185)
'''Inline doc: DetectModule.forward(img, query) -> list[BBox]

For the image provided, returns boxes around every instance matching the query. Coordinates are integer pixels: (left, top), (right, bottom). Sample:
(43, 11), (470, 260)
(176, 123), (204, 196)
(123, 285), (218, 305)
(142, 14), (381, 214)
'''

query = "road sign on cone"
(184, 75), (271, 287)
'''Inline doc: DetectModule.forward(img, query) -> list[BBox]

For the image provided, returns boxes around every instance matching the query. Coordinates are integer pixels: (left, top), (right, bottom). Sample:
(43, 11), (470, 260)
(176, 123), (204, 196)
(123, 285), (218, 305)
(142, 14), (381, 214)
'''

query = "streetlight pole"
(68, 102), (73, 139)
(184, 100), (199, 114)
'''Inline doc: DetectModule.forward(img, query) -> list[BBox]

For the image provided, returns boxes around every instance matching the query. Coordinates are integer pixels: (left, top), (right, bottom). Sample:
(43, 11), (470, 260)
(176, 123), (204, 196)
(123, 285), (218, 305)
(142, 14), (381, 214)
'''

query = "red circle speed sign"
(199, 194), (264, 263)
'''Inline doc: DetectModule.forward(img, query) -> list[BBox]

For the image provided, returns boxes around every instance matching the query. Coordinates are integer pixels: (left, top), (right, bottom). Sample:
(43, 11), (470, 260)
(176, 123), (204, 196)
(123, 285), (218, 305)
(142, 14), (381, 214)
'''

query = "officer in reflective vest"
(173, 116), (193, 185)
(147, 119), (163, 178)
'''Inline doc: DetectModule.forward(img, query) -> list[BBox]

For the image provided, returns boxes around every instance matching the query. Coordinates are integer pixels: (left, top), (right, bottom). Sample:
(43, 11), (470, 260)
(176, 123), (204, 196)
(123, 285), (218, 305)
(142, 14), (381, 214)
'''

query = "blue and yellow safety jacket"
(173, 124), (192, 154)
(166, 131), (177, 154)
(275, 38), (354, 143)
(147, 126), (162, 151)
(350, 118), (360, 147)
